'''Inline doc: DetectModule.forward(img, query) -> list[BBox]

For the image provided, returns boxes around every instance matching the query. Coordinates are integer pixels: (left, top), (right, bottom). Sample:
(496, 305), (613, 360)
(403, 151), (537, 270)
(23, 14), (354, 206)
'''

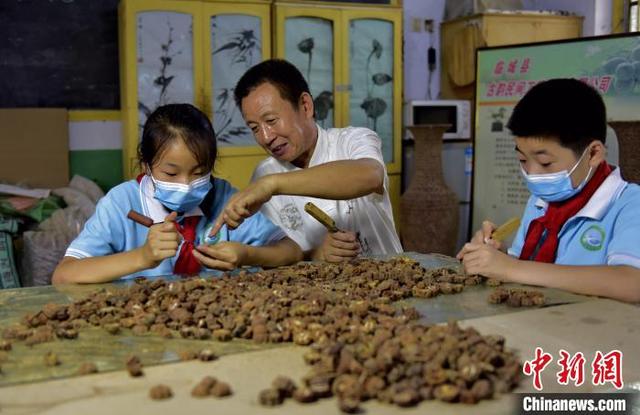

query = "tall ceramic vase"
(400, 125), (459, 256)
(609, 121), (640, 183)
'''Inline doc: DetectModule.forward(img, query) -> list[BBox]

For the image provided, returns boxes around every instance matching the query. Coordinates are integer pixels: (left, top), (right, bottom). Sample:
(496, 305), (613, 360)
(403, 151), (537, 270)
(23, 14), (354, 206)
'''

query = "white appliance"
(404, 100), (471, 140)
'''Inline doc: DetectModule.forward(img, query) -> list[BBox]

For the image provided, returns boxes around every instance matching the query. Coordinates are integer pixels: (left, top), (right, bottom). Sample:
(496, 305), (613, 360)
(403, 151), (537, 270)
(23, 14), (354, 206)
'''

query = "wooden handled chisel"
(490, 217), (521, 243)
(304, 202), (340, 233)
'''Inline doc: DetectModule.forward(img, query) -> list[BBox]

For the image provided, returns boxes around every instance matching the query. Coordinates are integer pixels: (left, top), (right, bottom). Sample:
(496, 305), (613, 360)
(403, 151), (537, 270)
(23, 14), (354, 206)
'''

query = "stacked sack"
(0, 215), (20, 289)
(21, 175), (104, 286)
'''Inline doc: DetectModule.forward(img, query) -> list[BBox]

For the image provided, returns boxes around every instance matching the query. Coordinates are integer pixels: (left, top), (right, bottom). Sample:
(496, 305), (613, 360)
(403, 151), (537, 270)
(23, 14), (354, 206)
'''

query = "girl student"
(52, 104), (302, 284)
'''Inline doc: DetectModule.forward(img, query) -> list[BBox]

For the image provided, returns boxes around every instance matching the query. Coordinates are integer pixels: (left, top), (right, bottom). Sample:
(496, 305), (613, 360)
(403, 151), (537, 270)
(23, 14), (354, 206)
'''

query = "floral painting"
(137, 12), (194, 135)
(211, 14), (263, 146)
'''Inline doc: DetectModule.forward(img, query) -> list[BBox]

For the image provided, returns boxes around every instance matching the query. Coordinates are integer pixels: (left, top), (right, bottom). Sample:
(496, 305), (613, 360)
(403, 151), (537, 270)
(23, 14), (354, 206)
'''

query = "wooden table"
(0, 254), (638, 414)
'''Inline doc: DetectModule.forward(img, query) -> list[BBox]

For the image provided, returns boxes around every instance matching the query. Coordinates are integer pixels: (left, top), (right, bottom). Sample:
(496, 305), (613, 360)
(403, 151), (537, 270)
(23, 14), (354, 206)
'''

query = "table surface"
(0, 253), (637, 415)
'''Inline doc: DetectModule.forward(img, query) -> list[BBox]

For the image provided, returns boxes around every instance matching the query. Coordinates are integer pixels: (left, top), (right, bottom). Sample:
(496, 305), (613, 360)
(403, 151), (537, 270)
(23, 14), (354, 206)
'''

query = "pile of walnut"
(488, 288), (545, 307)
(2, 258), (520, 412)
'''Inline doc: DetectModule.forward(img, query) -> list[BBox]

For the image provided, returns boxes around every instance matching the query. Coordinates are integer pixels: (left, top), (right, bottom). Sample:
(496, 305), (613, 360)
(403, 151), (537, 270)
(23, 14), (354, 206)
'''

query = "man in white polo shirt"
(210, 59), (402, 262)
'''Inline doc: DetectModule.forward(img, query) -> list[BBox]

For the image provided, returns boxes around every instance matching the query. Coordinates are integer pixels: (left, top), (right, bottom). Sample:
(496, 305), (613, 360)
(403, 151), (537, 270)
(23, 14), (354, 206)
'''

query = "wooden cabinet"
(440, 12), (583, 101)
(274, 3), (402, 172)
(274, 2), (403, 223)
(120, 0), (402, 226)
(119, 0), (271, 187)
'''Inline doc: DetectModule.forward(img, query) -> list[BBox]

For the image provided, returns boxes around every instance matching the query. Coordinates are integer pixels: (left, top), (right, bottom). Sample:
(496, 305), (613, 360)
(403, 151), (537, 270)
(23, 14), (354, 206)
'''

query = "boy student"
(457, 78), (640, 303)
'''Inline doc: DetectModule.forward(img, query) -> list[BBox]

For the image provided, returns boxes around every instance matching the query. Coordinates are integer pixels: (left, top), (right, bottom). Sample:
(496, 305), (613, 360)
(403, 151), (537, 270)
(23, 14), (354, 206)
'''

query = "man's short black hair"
(507, 78), (607, 155)
(234, 59), (311, 110)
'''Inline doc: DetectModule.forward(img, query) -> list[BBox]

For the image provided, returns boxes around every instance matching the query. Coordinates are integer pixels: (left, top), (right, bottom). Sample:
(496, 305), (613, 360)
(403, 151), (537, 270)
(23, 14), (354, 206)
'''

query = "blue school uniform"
(65, 175), (286, 279)
(508, 168), (640, 268)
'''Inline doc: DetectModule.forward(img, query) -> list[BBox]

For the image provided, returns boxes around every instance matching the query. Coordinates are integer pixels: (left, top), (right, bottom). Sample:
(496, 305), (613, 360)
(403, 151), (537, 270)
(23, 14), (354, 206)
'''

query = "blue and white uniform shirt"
(508, 167), (640, 268)
(65, 175), (286, 279)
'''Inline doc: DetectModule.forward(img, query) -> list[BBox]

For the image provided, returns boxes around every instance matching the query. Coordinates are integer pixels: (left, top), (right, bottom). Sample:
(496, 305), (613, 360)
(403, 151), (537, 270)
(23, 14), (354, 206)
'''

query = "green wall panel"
(69, 150), (123, 192)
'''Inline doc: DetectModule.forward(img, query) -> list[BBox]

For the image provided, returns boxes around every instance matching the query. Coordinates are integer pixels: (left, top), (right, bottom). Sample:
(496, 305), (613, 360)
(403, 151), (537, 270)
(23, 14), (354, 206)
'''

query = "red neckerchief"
(137, 173), (201, 276)
(519, 162), (612, 263)
(173, 216), (202, 276)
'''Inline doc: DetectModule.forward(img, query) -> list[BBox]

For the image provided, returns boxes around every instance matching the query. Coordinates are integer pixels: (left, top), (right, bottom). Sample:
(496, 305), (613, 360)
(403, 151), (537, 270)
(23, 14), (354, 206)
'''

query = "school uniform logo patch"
(580, 225), (605, 251)
(279, 203), (303, 231)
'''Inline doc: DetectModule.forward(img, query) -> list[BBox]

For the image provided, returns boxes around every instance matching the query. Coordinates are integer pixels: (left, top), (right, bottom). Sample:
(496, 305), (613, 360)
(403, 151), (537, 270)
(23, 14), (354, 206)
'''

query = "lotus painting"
(285, 17), (335, 128)
(349, 19), (394, 163)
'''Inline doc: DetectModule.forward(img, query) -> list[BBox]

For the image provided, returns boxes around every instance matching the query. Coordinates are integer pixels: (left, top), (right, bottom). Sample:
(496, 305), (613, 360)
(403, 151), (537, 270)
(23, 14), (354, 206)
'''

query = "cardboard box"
(0, 108), (69, 189)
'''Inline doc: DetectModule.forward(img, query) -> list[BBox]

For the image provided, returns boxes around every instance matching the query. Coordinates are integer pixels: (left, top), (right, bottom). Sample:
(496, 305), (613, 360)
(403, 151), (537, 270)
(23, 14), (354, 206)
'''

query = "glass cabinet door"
(275, 6), (343, 129)
(203, 3), (271, 149)
(120, 0), (203, 178)
(343, 10), (401, 172)
(285, 17), (334, 128)
(137, 12), (196, 132)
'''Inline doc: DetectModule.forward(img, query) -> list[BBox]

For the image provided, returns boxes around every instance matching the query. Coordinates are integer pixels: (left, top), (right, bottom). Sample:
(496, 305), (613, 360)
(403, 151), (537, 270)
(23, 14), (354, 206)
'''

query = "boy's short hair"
(234, 59), (311, 110)
(507, 78), (607, 154)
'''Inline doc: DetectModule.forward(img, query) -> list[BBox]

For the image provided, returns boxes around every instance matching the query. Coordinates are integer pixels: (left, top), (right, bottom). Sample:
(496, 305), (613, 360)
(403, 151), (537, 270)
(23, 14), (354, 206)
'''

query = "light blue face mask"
(520, 148), (593, 203)
(151, 174), (212, 213)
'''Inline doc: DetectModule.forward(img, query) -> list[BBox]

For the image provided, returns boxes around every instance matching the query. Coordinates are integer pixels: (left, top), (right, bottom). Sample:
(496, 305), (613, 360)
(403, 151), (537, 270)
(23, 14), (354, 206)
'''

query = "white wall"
(403, 0), (446, 101)
(69, 120), (122, 151)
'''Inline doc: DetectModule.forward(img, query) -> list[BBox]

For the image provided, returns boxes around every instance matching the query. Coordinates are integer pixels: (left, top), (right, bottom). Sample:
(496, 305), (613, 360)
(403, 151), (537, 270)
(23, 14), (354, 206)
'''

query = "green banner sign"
(473, 34), (640, 235)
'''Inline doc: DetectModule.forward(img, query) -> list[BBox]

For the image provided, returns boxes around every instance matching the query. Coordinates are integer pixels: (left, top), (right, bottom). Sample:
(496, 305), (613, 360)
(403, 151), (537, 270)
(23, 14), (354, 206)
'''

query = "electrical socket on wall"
(411, 17), (422, 32)
(424, 19), (434, 33)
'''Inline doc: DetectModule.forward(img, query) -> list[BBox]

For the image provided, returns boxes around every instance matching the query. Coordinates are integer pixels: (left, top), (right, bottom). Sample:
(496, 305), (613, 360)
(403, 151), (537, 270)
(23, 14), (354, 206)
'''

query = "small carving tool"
(490, 217), (521, 243)
(304, 202), (365, 252)
(127, 210), (154, 227)
(304, 202), (340, 233)
(127, 209), (187, 238)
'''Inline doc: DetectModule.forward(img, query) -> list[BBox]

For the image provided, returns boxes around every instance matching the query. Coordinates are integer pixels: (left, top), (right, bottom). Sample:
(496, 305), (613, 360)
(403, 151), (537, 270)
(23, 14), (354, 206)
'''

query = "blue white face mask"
(520, 148), (593, 203)
(151, 174), (212, 212)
